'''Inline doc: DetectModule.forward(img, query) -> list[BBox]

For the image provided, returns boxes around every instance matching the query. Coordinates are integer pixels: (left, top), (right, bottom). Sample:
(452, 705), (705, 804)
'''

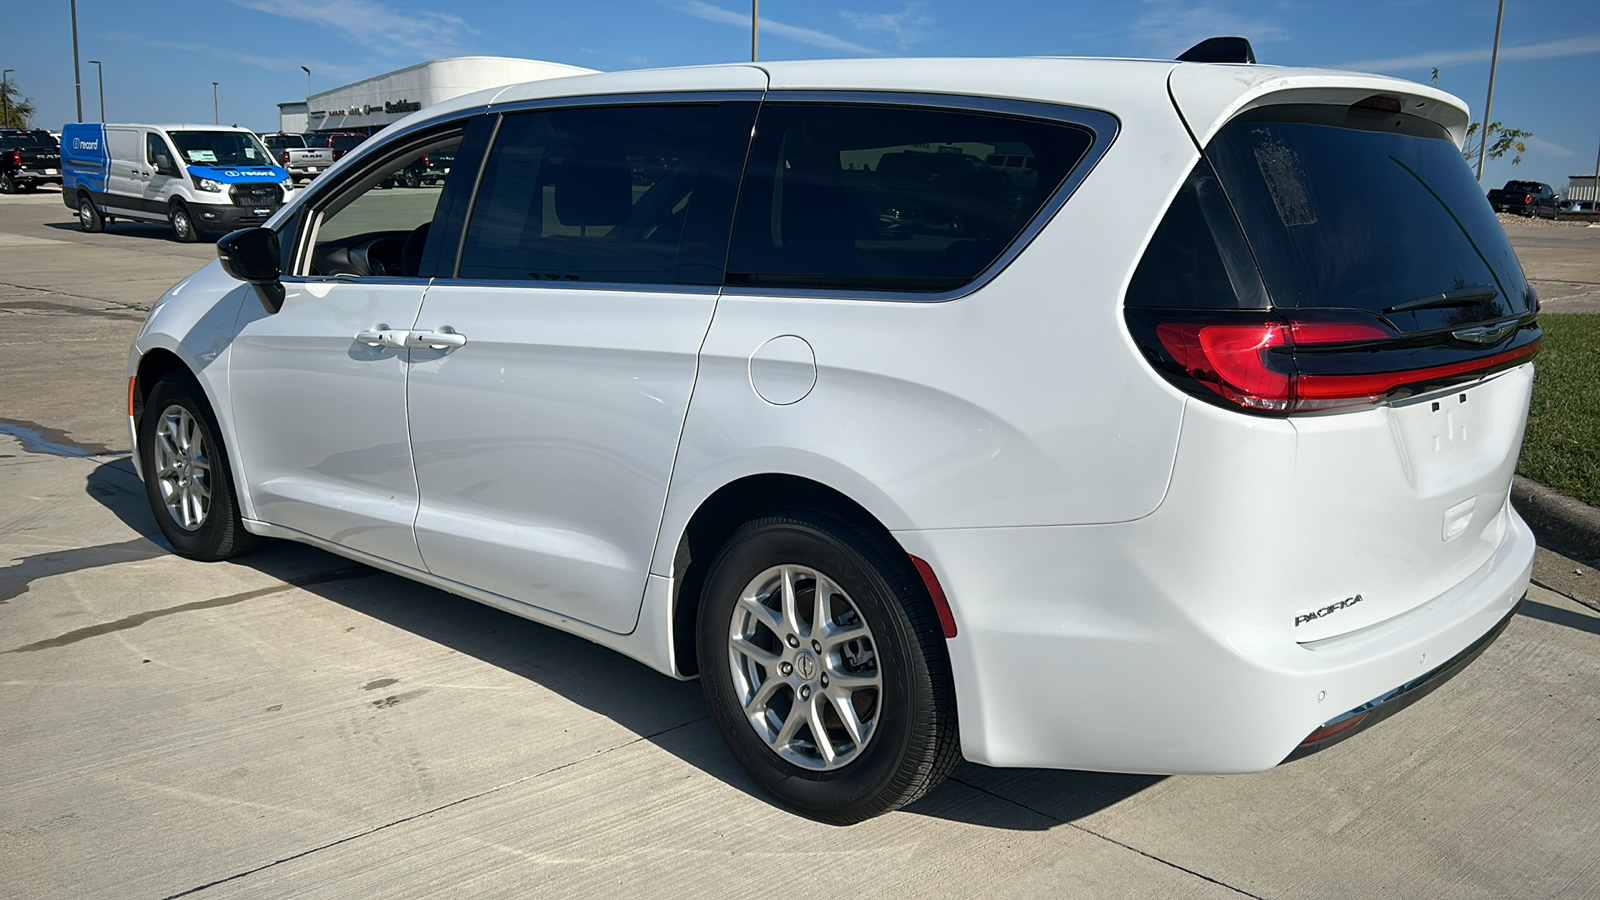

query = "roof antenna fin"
(1177, 37), (1256, 64)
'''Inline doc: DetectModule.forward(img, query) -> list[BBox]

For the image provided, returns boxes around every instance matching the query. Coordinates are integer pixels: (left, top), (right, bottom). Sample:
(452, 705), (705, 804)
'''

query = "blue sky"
(3, 0), (1596, 189)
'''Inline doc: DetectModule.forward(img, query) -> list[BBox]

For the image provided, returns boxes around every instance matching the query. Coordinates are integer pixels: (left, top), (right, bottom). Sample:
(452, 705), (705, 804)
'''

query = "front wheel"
(697, 510), (959, 824)
(138, 376), (262, 560)
(170, 202), (198, 243)
(78, 195), (104, 233)
(0, 172), (15, 194)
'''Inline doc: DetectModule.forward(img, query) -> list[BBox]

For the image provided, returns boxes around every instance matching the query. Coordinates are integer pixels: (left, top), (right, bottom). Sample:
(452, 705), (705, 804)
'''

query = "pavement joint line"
(157, 715), (712, 899)
(947, 775), (1269, 899)
(0, 278), (150, 311)
(1530, 577), (1600, 614)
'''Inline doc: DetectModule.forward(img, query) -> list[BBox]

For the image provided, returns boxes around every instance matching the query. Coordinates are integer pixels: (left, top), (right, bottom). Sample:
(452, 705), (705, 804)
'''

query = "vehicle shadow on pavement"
(75, 456), (1161, 829)
(42, 220), (218, 244)
(1519, 599), (1600, 636)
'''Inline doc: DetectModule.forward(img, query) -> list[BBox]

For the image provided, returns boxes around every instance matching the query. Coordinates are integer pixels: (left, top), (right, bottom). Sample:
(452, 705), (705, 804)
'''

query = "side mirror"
(154, 154), (177, 176)
(217, 227), (285, 314)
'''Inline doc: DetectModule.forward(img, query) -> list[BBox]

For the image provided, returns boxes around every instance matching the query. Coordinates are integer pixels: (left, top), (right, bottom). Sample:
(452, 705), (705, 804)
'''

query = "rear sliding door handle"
(405, 329), (467, 350)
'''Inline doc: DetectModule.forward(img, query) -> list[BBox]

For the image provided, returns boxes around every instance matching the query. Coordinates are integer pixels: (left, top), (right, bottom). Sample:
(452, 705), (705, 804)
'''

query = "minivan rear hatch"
(1133, 72), (1538, 640)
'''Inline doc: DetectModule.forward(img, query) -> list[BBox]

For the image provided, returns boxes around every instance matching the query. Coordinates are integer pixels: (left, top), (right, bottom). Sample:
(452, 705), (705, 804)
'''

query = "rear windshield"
(170, 131), (274, 167)
(1206, 105), (1531, 329)
(4, 132), (56, 149)
(264, 135), (306, 150)
(331, 135), (366, 151)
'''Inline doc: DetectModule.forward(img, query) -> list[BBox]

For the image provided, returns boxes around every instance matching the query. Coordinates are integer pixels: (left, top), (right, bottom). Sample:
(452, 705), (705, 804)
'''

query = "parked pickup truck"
(260, 133), (334, 184)
(0, 129), (62, 193)
(1487, 180), (1561, 219)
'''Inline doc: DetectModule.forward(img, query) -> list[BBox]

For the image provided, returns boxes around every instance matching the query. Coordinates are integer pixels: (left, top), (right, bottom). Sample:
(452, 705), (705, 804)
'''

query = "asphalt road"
(4, 188), (1600, 899)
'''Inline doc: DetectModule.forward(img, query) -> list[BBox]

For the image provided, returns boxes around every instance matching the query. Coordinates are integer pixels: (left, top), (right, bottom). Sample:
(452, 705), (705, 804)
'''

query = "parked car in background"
(61, 123), (294, 242)
(302, 131), (369, 162)
(1487, 180), (1560, 218)
(0, 128), (62, 193)
(1558, 199), (1596, 213)
(260, 133), (334, 184)
(380, 147), (454, 188)
(127, 48), (1539, 824)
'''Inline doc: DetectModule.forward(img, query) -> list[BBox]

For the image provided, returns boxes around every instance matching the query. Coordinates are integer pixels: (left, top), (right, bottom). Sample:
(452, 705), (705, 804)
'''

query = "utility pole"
(751, 0), (758, 62)
(213, 82), (219, 125)
(70, 0), (83, 121)
(301, 65), (311, 98)
(89, 60), (103, 121)
(1475, 0), (1506, 182)
(2, 69), (12, 128)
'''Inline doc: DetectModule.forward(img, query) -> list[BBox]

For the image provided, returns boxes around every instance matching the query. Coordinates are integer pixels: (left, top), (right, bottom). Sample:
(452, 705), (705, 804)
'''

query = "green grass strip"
(1519, 313), (1600, 506)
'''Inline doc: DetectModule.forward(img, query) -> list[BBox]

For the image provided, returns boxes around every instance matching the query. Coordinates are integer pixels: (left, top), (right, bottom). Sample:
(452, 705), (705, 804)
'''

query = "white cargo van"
(61, 123), (295, 242)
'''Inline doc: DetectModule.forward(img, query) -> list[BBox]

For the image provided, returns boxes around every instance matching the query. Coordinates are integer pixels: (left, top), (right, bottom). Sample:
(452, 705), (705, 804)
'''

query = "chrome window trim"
(723, 90), (1119, 304)
(483, 90), (768, 117)
(281, 275), (433, 287)
(418, 277), (719, 296)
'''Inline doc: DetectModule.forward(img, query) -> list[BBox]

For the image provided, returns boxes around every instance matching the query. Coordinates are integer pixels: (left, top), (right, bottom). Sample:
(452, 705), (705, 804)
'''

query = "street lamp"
(70, 0), (83, 121)
(1476, 0), (1507, 182)
(88, 60), (104, 121)
(213, 82), (219, 125)
(301, 65), (311, 97)
(2, 69), (13, 128)
(751, 0), (758, 62)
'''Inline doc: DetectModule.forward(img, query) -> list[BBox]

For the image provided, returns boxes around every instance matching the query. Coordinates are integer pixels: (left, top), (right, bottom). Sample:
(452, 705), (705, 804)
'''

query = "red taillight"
(421, 154), (430, 166)
(9, 149), (19, 167)
(281, 149), (290, 165)
(1525, 194), (1534, 204)
(1152, 316), (1535, 414)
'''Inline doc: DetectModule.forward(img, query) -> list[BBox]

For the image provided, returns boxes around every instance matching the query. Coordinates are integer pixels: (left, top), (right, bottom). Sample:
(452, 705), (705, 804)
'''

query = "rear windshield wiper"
(1384, 284), (1499, 314)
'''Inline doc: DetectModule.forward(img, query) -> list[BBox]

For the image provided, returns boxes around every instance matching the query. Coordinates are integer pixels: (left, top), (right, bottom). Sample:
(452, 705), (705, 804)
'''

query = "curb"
(1511, 476), (1600, 563)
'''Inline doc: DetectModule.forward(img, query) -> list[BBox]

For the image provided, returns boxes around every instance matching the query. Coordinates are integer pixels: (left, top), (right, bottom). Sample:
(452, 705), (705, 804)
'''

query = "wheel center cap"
(795, 651), (817, 682)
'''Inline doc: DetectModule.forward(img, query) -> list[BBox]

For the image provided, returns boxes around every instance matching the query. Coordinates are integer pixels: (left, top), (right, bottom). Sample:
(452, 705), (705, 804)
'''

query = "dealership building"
(279, 56), (595, 135)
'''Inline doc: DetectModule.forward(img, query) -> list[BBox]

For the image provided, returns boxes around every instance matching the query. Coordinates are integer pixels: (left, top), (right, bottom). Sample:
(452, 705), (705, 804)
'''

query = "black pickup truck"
(0, 129), (62, 193)
(1486, 180), (1560, 219)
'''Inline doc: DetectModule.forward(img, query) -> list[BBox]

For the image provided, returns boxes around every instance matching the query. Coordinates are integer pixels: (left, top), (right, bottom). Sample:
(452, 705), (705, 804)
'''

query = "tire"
(78, 194), (104, 233)
(401, 170), (420, 189)
(697, 509), (959, 824)
(0, 172), (15, 194)
(170, 201), (198, 243)
(138, 375), (263, 561)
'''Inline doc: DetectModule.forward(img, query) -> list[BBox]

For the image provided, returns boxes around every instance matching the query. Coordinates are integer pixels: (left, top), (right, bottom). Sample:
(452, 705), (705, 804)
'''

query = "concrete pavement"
(5, 187), (1600, 899)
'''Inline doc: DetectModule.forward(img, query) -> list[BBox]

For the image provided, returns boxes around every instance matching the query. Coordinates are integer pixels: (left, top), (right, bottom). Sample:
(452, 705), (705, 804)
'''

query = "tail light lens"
(1131, 310), (1540, 415)
(1524, 194), (1534, 204)
(281, 150), (290, 165)
(421, 154), (430, 166)
(9, 150), (20, 167)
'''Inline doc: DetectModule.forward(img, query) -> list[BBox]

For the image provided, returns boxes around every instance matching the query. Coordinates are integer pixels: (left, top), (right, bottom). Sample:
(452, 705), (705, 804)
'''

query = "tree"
(1461, 121), (1531, 167)
(1, 78), (36, 129)
(1430, 68), (1530, 168)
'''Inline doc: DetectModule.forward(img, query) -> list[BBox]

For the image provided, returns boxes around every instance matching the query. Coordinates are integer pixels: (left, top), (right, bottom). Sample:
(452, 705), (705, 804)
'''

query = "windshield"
(169, 131), (275, 167)
(1206, 105), (1531, 331)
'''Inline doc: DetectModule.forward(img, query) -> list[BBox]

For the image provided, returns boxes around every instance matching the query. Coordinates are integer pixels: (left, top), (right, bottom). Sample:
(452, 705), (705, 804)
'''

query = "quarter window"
(455, 103), (757, 285)
(726, 103), (1096, 292)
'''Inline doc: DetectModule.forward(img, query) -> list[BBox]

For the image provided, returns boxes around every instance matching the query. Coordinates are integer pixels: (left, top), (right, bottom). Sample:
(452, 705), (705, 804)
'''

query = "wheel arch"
(666, 472), (925, 678)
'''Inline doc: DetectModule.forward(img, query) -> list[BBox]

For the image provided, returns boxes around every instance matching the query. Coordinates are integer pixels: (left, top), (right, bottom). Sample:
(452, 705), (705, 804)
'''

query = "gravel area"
(1497, 211), (1599, 228)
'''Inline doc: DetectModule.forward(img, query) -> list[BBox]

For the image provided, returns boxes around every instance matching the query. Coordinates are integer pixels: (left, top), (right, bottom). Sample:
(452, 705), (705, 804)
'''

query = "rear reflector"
(908, 555), (958, 639)
(1298, 710), (1369, 746)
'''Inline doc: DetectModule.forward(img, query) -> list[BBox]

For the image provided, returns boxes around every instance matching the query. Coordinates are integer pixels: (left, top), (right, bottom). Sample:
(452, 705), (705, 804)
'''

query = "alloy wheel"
(152, 404), (212, 531)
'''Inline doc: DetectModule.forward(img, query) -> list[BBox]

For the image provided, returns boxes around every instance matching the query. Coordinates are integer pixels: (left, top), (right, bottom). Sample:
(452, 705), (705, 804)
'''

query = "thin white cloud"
(1523, 136), (1575, 158)
(103, 34), (370, 80)
(228, 0), (475, 57)
(840, 2), (934, 49)
(1331, 34), (1600, 73)
(672, 0), (877, 54)
(1130, 0), (1290, 57)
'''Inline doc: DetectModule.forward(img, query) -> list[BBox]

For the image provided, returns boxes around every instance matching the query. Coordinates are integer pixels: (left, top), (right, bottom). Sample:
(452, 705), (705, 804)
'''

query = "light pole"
(69, 0), (83, 121)
(2, 69), (12, 128)
(213, 82), (219, 125)
(88, 60), (103, 121)
(1475, 0), (1506, 182)
(301, 65), (310, 98)
(751, 0), (758, 62)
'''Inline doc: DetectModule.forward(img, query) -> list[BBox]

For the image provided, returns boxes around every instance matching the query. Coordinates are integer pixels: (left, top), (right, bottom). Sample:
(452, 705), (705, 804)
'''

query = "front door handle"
(405, 328), (467, 350)
(354, 326), (405, 348)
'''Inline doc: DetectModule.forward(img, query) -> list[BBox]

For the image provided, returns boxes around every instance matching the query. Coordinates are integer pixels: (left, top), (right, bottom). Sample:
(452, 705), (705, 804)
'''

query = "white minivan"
(61, 123), (295, 242)
(124, 48), (1539, 824)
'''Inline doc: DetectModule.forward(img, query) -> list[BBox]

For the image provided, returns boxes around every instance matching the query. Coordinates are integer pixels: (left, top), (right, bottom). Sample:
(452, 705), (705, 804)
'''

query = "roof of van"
(72, 123), (259, 132)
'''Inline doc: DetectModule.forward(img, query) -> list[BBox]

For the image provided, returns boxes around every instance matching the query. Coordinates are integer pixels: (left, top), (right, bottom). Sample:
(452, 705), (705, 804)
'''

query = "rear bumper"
(893, 499), (1535, 773)
(8, 169), (61, 185)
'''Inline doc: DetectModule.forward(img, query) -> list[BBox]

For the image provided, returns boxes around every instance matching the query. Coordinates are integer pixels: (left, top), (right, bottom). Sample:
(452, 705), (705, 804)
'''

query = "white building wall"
(305, 57), (594, 133)
(277, 102), (309, 134)
(1566, 174), (1597, 204)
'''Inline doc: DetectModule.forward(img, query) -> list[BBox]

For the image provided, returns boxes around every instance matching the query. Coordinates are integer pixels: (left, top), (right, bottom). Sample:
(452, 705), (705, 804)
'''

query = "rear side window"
(1205, 104), (1532, 330)
(456, 103), (757, 285)
(726, 103), (1095, 292)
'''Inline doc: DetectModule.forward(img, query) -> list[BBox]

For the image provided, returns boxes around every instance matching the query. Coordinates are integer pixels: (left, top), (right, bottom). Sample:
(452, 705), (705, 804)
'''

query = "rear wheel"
(697, 509), (959, 824)
(401, 170), (420, 189)
(0, 172), (14, 194)
(170, 201), (198, 243)
(78, 195), (104, 233)
(138, 376), (262, 561)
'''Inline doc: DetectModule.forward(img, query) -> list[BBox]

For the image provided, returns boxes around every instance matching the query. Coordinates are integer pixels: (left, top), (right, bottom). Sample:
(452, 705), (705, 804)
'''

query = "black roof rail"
(1177, 36), (1256, 64)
